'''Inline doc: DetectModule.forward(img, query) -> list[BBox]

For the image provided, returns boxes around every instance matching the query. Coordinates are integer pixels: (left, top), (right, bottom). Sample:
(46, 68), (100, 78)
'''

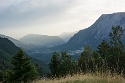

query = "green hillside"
(0, 37), (20, 70)
(0, 37), (50, 75)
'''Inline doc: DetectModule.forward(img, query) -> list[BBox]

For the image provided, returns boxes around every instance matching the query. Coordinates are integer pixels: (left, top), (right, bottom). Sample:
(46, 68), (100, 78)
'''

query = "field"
(33, 73), (125, 83)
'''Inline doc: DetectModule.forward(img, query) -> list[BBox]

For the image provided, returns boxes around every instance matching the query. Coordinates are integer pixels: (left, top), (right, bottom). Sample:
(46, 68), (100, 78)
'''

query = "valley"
(1, 0), (125, 82)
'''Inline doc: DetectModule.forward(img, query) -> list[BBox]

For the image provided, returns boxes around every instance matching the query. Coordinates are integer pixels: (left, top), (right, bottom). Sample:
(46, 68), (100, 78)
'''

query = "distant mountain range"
(1, 12), (125, 64)
(59, 31), (78, 42)
(19, 34), (66, 47)
(15, 12), (125, 63)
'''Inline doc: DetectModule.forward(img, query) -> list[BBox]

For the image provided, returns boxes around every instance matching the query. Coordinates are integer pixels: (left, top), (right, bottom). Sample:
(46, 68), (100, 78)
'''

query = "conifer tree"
(59, 52), (78, 77)
(78, 46), (93, 72)
(97, 40), (110, 58)
(109, 26), (124, 71)
(49, 52), (78, 77)
(49, 52), (60, 77)
(109, 26), (124, 54)
(97, 40), (110, 71)
(11, 49), (39, 83)
(0, 70), (3, 81)
(90, 51), (103, 72)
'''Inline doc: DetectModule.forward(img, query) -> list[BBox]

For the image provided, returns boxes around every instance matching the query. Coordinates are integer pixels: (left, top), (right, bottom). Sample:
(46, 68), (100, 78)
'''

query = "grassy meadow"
(33, 73), (125, 83)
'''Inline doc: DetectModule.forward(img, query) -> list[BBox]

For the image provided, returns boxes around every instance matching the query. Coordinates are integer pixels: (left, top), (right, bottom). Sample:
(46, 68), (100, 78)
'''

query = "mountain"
(3, 12), (125, 64)
(25, 12), (125, 63)
(0, 34), (23, 46)
(59, 31), (78, 42)
(0, 34), (39, 50)
(0, 34), (50, 63)
(53, 12), (125, 52)
(0, 37), (20, 70)
(19, 34), (66, 47)
(0, 37), (50, 74)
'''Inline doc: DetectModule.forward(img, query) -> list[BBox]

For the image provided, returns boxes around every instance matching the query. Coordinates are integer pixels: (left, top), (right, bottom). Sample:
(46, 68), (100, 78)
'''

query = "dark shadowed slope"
(0, 37), (50, 74)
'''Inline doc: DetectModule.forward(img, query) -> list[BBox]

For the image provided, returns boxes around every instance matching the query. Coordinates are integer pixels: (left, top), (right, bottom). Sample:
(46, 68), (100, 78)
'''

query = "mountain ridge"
(19, 34), (66, 47)
(52, 12), (125, 52)
(0, 34), (39, 50)
(59, 31), (78, 42)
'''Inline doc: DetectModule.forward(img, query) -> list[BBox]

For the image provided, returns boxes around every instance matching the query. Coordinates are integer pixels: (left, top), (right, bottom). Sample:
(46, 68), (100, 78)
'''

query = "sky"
(0, 0), (125, 39)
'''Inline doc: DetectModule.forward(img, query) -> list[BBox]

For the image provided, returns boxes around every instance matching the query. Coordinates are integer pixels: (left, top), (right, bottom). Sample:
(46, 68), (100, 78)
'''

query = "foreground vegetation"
(33, 73), (125, 83)
(0, 49), (39, 83)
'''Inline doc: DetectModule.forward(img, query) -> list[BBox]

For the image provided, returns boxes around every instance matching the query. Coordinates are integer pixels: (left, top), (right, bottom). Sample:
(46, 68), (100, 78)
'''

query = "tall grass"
(33, 73), (125, 83)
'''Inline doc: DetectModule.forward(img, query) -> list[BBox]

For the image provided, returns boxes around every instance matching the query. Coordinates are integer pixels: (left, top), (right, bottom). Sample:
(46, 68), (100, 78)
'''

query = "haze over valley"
(1, 12), (125, 63)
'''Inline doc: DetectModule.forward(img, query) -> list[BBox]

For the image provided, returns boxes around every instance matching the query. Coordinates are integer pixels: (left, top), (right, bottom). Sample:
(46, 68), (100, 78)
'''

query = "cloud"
(0, 0), (75, 28)
(0, 0), (125, 38)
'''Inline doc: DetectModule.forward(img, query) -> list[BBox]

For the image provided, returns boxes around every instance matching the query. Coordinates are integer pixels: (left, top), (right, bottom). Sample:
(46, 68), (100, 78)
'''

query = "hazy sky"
(0, 0), (125, 39)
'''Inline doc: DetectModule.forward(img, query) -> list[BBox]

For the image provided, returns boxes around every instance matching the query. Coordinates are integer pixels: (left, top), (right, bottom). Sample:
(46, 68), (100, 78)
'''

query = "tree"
(11, 49), (39, 83)
(49, 52), (78, 77)
(78, 46), (93, 72)
(4, 70), (13, 83)
(59, 52), (78, 77)
(49, 52), (60, 77)
(90, 51), (103, 72)
(118, 51), (125, 75)
(0, 70), (3, 82)
(78, 46), (104, 73)
(97, 40), (110, 58)
(109, 26), (124, 71)
(97, 40), (110, 71)
(109, 26), (124, 55)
